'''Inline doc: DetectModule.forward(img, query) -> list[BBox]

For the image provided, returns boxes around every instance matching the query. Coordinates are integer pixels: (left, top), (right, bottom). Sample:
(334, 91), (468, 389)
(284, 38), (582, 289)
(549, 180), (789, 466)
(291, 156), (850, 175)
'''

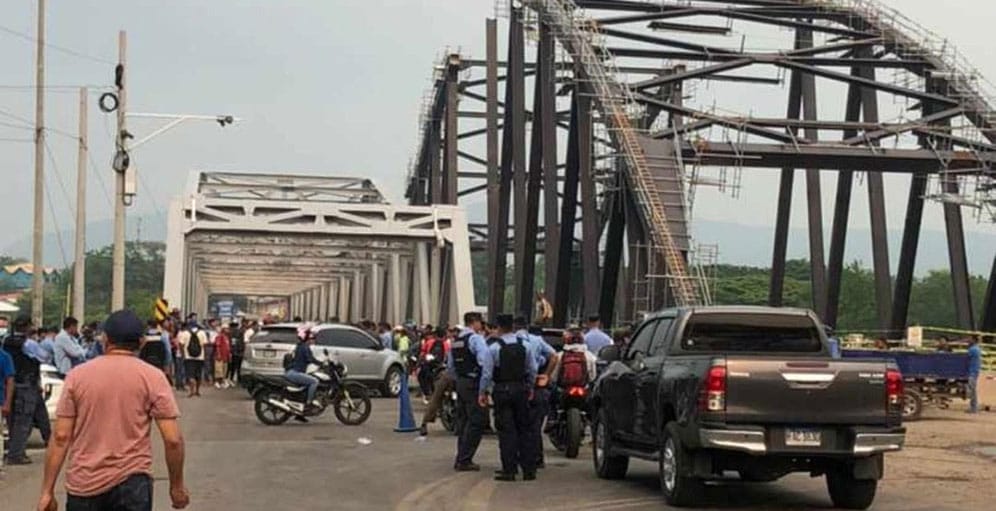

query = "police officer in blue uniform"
(514, 318), (559, 469)
(1, 315), (47, 465)
(482, 314), (539, 481)
(446, 311), (492, 472)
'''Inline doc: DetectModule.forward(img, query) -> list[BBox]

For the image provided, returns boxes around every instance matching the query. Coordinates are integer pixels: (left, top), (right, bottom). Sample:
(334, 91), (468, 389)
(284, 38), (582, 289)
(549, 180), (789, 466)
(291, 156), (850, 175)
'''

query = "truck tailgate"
(724, 358), (890, 425)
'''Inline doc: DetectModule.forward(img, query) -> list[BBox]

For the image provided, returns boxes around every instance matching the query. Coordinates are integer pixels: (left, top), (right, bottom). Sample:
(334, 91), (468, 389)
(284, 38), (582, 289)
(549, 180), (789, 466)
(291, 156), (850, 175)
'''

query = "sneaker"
(493, 472), (516, 482)
(214, 382), (222, 389)
(419, 424), (428, 436)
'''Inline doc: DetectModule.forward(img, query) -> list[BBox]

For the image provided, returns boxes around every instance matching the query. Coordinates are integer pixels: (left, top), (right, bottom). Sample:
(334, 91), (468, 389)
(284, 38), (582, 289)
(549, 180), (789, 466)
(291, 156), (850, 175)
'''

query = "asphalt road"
(0, 387), (983, 510)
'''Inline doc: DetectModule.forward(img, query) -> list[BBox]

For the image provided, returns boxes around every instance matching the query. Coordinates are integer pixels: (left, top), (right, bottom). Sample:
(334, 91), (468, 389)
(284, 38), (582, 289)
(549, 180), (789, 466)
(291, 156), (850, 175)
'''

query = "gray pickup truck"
(591, 306), (905, 509)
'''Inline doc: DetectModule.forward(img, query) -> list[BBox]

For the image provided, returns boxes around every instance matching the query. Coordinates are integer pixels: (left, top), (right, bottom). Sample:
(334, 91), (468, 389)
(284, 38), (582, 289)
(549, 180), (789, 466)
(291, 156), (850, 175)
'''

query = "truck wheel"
(902, 389), (923, 421)
(592, 408), (629, 479)
(826, 466), (877, 510)
(660, 422), (703, 507)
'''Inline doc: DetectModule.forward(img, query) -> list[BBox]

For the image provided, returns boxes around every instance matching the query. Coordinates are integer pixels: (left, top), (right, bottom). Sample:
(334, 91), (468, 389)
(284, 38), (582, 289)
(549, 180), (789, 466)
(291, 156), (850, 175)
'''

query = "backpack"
(140, 335), (167, 369)
(429, 338), (446, 360)
(559, 350), (588, 388)
(187, 329), (203, 358)
(494, 337), (526, 384)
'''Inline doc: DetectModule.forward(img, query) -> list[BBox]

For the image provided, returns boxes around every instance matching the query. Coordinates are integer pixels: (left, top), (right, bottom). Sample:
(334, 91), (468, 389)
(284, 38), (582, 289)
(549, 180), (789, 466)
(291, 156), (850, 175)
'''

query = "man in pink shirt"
(36, 310), (190, 511)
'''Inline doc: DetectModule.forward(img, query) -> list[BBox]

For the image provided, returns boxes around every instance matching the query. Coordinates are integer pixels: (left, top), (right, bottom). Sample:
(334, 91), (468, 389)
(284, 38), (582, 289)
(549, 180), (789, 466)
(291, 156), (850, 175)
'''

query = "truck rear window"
(681, 313), (823, 353)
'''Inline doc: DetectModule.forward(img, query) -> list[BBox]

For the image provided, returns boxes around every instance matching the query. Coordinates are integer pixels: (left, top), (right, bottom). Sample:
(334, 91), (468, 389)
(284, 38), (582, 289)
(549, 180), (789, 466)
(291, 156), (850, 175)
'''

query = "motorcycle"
(252, 351), (372, 426)
(546, 384), (589, 458)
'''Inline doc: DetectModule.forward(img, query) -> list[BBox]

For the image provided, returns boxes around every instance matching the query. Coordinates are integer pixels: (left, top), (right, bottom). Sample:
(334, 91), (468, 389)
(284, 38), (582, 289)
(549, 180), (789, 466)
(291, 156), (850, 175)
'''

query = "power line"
(0, 107), (79, 140)
(43, 137), (75, 208)
(0, 22), (115, 65)
(42, 165), (71, 271)
(86, 147), (114, 210)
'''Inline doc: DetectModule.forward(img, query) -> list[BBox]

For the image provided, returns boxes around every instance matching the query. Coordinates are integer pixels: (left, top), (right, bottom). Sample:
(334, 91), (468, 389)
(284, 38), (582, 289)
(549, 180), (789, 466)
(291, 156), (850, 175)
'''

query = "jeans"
(530, 387), (551, 465)
(968, 374), (979, 412)
(1, 414), (6, 468)
(202, 345), (215, 381)
(67, 473), (152, 511)
(228, 355), (243, 381)
(174, 356), (186, 388)
(422, 371), (454, 424)
(285, 370), (319, 403)
(7, 384), (46, 460)
(455, 376), (485, 466)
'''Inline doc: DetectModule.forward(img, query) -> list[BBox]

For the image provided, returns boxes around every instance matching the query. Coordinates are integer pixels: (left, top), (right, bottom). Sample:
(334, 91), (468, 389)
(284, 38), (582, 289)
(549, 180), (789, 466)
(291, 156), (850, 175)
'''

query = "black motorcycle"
(546, 384), (589, 458)
(253, 354), (372, 426)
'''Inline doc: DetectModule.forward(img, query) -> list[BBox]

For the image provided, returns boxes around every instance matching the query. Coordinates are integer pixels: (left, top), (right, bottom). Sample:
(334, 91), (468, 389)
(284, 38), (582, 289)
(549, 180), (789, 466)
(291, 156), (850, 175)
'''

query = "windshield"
(681, 313), (823, 353)
(250, 328), (300, 344)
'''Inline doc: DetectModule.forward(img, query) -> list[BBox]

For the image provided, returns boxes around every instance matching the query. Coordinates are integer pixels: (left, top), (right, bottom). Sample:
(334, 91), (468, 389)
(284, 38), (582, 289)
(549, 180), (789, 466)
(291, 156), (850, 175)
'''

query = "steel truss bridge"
(163, 171), (475, 324)
(405, 0), (996, 332)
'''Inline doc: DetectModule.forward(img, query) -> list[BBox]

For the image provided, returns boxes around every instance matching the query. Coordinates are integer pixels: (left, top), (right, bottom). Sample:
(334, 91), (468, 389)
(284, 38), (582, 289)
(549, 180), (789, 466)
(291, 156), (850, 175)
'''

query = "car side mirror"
(599, 345), (621, 362)
(323, 348), (330, 356)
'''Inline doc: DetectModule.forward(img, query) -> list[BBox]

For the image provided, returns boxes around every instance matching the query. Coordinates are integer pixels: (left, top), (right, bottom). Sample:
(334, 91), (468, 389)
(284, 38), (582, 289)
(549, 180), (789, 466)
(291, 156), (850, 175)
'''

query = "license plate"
(785, 428), (821, 447)
(260, 350), (277, 358)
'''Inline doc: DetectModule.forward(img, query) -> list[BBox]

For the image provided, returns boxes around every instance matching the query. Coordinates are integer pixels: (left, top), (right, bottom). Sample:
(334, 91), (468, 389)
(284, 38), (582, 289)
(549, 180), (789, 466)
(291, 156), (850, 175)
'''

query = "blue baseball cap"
(102, 309), (145, 344)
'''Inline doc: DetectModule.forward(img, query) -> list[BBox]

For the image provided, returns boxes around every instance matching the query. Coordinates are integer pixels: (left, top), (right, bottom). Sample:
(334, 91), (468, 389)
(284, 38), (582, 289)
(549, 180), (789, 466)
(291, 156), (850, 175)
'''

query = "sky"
(0, 0), (993, 271)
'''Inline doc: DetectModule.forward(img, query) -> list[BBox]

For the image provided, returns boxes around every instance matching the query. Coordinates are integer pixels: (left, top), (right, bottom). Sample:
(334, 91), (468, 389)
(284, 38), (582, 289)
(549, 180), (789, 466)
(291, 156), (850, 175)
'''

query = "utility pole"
(111, 30), (128, 311)
(72, 86), (87, 320)
(30, 0), (46, 326)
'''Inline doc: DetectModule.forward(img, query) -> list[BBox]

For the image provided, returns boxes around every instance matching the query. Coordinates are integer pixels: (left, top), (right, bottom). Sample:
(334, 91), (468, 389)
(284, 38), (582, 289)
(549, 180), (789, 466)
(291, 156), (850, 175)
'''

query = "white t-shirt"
(177, 329), (208, 361)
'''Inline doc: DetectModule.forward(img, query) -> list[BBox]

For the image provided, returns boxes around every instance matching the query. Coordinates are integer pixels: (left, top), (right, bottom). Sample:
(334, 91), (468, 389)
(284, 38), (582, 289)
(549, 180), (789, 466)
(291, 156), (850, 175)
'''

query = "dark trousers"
(454, 376), (485, 466)
(493, 382), (536, 475)
(7, 384), (48, 459)
(228, 355), (243, 381)
(67, 473), (152, 511)
(530, 387), (551, 465)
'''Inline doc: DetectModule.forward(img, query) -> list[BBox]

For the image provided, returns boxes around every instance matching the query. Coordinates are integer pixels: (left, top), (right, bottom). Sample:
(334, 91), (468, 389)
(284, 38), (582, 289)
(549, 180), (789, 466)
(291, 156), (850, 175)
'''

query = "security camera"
(217, 115), (234, 127)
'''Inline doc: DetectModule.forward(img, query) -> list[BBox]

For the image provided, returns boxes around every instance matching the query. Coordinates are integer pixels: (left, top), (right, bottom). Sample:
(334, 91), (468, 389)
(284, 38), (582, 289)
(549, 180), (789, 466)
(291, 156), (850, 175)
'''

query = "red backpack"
(559, 350), (588, 387)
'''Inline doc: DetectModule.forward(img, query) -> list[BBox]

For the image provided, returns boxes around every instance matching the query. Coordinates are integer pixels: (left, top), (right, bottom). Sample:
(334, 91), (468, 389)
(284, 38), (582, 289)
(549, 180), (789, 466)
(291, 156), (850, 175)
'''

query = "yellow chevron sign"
(154, 298), (169, 322)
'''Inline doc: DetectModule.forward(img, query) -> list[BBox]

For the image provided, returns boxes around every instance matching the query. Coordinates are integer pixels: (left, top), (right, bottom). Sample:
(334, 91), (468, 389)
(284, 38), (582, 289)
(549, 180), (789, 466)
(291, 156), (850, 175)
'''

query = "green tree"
(17, 241), (165, 325)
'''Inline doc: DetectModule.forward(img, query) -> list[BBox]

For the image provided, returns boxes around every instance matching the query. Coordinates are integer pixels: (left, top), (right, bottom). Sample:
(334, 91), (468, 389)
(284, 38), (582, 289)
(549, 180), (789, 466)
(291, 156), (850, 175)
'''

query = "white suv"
(241, 323), (405, 397)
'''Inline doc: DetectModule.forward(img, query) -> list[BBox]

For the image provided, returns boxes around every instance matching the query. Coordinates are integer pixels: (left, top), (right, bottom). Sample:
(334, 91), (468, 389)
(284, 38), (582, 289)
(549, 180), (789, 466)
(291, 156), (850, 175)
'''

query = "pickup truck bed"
(590, 306), (905, 510)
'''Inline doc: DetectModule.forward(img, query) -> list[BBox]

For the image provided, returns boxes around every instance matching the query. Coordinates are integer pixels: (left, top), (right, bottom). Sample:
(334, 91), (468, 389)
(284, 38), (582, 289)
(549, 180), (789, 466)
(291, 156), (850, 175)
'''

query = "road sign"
(154, 298), (169, 322)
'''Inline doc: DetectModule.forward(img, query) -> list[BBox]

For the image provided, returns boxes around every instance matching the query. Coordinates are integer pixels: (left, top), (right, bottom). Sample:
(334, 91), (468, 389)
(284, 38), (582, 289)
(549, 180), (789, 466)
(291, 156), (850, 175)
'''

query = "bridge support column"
(390, 253), (402, 326)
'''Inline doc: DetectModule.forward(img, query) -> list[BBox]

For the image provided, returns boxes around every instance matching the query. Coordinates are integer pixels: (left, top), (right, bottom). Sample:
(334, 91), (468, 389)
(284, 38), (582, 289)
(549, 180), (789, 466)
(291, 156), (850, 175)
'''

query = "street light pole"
(73, 86), (88, 320)
(111, 30), (127, 311)
(31, 0), (46, 325)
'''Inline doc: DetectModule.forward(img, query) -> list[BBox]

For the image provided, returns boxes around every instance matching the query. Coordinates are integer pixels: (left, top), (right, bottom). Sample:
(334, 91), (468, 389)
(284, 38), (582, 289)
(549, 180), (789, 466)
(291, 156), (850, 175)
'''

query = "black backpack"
(187, 329), (203, 358)
(429, 338), (446, 360)
(494, 337), (526, 384)
(140, 335), (168, 369)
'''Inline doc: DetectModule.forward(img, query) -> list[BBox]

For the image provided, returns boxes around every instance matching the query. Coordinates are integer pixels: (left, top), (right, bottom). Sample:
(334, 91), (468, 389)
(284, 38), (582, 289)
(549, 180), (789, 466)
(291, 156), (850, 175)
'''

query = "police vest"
(1, 334), (40, 386)
(139, 333), (168, 369)
(494, 336), (527, 384)
(451, 333), (479, 378)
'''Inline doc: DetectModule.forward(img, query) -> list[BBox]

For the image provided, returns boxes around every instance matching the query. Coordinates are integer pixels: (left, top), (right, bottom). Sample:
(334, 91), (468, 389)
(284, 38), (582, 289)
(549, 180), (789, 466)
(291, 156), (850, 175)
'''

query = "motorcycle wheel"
(565, 408), (583, 459)
(440, 400), (455, 433)
(254, 391), (292, 426)
(334, 382), (372, 426)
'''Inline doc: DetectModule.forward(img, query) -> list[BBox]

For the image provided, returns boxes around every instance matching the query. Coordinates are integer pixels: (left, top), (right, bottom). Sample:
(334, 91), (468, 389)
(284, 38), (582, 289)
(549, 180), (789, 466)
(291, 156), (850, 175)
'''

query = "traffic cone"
(394, 369), (418, 433)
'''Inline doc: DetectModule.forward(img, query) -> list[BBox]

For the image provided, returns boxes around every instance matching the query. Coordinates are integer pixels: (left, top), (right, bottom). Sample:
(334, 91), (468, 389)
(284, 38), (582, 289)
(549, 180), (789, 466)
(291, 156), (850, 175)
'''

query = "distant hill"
(2, 214), (166, 267)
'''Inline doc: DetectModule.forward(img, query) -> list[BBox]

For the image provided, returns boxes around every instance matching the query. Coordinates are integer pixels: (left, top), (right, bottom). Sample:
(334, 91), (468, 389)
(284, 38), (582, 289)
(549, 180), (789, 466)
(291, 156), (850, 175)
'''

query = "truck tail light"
(885, 368), (903, 409)
(699, 363), (727, 412)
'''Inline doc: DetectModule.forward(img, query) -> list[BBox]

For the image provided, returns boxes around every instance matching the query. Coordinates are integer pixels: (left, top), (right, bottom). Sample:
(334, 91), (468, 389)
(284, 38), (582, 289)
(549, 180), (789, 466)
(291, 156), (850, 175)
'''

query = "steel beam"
(982, 256), (996, 332)
(510, 8), (528, 319)
(553, 92), (580, 327)
(578, 83), (599, 316)
(769, 30), (804, 307)
(890, 172), (928, 335)
(540, 22), (560, 309)
(825, 62), (864, 328)
(600, 181), (626, 327)
(443, 55), (460, 205)
(517, 32), (546, 319)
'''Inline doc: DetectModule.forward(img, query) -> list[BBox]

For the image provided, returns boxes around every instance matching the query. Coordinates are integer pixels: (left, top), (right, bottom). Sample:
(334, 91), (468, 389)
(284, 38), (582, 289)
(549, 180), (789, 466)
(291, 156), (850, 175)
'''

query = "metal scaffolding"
(405, 0), (996, 332)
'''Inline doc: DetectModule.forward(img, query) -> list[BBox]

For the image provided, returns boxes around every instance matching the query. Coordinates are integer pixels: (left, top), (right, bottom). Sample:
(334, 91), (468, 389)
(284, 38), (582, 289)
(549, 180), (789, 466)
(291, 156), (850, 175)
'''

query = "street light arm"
(126, 113), (242, 151)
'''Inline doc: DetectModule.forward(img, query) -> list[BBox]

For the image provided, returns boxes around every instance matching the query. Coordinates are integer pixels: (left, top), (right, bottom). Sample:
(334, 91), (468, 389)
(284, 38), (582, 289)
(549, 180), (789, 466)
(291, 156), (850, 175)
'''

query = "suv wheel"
(660, 422), (703, 507)
(381, 365), (404, 398)
(826, 465), (877, 509)
(592, 407), (629, 479)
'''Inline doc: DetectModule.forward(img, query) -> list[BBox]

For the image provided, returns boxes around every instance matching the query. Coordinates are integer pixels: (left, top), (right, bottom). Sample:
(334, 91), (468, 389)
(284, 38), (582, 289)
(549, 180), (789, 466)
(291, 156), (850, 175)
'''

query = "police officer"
(482, 314), (539, 481)
(446, 311), (492, 472)
(514, 317), (559, 469)
(1, 315), (48, 465)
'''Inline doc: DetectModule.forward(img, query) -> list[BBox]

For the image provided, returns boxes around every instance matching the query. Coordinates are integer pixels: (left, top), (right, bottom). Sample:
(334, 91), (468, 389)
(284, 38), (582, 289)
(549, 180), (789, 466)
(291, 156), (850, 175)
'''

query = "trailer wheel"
(902, 389), (923, 421)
